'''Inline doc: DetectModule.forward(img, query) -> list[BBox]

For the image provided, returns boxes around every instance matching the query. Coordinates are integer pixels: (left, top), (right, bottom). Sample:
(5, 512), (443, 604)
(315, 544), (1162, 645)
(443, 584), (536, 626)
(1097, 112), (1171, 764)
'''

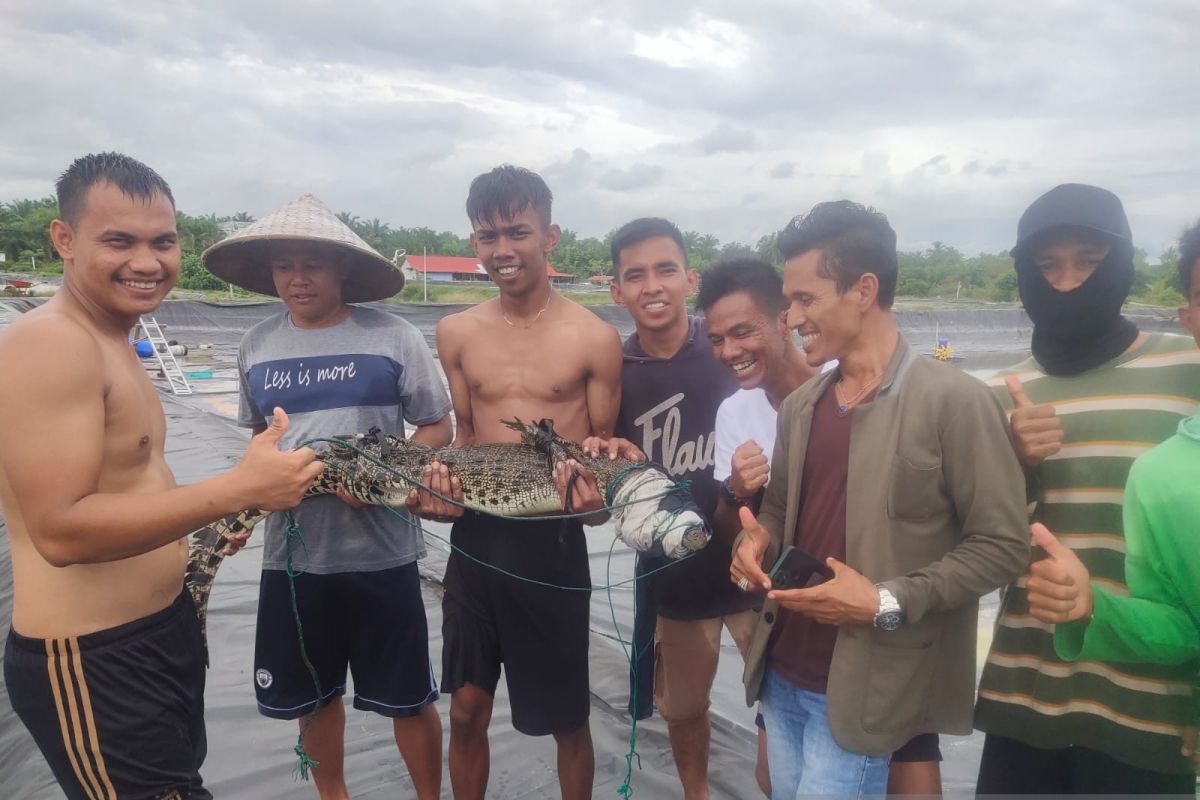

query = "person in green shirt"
(974, 186), (1200, 793)
(1026, 220), (1200, 776)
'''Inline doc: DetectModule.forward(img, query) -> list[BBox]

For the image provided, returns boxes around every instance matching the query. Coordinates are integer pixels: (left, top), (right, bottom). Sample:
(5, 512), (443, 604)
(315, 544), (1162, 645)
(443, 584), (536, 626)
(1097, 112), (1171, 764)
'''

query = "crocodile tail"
(185, 508), (270, 645)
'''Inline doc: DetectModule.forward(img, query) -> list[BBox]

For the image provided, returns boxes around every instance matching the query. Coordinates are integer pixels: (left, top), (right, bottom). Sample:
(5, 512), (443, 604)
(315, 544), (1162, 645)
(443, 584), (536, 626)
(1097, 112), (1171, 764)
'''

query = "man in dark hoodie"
(974, 184), (1200, 794)
(604, 217), (751, 800)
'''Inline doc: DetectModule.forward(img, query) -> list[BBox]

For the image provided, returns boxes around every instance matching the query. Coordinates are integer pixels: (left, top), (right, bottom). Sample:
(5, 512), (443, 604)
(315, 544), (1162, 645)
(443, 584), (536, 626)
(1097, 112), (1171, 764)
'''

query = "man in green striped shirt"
(974, 185), (1200, 794)
(1026, 224), (1200, 776)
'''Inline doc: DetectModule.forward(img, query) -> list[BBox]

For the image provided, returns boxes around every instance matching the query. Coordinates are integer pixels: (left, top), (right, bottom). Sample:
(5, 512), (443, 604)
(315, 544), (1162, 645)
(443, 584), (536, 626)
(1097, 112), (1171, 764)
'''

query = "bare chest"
(460, 329), (588, 403)
(101, 346), (167, 474)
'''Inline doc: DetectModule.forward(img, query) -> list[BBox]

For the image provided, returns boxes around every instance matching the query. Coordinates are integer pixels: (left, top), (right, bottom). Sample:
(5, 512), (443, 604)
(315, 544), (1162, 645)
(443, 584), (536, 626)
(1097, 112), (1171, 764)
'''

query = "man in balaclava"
(1014, 183), (1139, 375)
(974, 184), (1200, 794)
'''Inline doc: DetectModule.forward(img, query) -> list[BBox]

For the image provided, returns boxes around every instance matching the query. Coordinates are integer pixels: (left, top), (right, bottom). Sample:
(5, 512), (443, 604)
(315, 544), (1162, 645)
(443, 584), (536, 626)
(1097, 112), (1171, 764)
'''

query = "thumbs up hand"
(232, 408), (325, 512)
(1026, 523), (1093, 624)
(730, 506), (773, 593)
(1005, 376), (1064, 468)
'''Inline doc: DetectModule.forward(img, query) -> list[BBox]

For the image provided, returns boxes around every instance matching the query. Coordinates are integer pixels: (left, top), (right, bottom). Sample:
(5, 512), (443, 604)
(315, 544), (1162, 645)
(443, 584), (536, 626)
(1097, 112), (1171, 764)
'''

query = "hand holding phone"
(767, 545), (834, 591)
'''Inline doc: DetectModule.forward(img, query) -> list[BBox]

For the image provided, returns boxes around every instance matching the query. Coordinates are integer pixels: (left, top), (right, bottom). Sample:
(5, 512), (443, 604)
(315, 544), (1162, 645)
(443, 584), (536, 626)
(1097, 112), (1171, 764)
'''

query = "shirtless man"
(408, 165), (622, 800)
(0, 153), (322, 800)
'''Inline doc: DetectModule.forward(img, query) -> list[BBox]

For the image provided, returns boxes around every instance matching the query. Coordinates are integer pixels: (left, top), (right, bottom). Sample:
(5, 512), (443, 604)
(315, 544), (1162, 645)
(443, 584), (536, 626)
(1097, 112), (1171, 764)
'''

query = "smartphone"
(767, 546), (834, 591)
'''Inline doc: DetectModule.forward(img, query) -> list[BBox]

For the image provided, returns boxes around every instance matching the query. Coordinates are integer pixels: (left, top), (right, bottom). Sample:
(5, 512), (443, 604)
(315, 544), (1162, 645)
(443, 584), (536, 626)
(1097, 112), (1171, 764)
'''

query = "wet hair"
(696, 258), (786, 316)
(1179, 219), (1200, 297)
(465, 165), (553, 228)
(55, 152), (175, 225)
(609, 217), (687, 279)
(776, 200), (898, 309)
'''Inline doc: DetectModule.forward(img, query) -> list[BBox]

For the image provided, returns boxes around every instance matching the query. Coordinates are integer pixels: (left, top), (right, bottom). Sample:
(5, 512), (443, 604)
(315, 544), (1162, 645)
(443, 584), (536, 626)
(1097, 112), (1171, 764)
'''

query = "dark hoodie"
(616, 317), (746, 718)
(616, 317), (750, 619)
(1012, 183), (1139, 375)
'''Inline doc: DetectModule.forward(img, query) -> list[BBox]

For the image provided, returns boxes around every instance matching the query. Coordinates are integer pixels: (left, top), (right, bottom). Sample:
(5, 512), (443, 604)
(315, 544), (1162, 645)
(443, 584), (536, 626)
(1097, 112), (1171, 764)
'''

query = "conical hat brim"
(202, 194), (404, 303)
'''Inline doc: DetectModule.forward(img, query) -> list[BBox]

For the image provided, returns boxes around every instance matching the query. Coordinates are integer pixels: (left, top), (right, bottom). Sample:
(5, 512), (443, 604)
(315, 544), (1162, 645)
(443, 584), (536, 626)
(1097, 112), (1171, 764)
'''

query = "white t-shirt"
(713, 388), (778, 481)
(712, 361), (837, 482)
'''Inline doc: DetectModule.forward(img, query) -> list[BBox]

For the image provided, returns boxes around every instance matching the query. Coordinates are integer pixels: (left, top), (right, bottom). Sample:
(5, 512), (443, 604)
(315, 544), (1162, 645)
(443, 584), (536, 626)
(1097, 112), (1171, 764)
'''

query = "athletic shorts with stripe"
(253, 561), (438, 719)
(3, 590), (210, 800)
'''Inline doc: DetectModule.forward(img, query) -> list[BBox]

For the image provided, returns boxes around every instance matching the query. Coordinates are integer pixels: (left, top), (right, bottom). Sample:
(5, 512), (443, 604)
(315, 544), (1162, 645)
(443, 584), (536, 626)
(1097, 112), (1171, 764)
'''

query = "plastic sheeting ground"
(2, 298), (1187, 799)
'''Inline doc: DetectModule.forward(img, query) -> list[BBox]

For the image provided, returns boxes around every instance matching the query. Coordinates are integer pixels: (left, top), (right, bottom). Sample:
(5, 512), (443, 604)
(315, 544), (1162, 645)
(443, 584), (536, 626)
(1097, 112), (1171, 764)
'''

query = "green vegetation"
(0, 197), (60, 275)
(0, 197), (1185, 307)
(893, 241), (1184, 305)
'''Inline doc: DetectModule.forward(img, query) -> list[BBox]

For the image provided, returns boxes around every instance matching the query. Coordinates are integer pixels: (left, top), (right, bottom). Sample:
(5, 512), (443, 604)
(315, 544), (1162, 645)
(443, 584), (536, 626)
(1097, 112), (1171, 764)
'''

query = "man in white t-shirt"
(697, 259), (822, 543)
(697, 258), (820, 795)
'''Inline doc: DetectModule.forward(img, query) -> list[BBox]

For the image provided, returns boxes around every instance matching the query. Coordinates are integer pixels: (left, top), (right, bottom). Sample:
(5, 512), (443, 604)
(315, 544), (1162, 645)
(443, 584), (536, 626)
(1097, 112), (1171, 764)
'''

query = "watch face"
(876, 611), (904, 631)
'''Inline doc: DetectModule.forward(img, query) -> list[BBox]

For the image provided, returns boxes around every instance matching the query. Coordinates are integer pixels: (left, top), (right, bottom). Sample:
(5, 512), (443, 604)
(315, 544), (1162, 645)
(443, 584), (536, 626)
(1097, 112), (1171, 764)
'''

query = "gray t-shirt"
(237, 306), (451, 574)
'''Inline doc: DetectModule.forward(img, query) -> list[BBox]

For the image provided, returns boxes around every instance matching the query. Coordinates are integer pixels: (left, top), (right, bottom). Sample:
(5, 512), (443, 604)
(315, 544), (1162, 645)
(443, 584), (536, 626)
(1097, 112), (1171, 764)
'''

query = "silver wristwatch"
(874, 585), (905, 631)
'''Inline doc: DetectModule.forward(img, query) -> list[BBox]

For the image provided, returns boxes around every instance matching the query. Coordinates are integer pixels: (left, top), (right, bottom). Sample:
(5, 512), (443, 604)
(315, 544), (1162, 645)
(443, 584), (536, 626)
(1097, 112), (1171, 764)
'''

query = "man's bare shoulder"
(0, 310), (105, 424)
(0, 306), (101, 368)
(559, 297), (620, 340)
(440, 299), (501, 328)
(437, 300), (496, 344)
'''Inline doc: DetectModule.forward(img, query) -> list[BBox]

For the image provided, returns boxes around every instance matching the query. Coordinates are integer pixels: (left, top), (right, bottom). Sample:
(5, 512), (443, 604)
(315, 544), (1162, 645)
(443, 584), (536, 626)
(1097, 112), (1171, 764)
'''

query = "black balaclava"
(1012, 183), (1139, 376)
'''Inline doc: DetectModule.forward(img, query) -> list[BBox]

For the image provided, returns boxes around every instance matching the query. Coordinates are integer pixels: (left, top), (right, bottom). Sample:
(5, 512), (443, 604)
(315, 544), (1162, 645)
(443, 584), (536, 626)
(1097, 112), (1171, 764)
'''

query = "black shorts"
(3, 590), (210, 800)
(976, 733), (1197, 795)
(891, 732), (942, 763)
(442, 512), (591, 736)
(254, 561), (437, 720)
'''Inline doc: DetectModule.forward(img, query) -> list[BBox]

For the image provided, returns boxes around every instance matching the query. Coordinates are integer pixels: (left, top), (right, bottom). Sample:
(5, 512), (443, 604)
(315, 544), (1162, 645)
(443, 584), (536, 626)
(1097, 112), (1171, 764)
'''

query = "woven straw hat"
(202, 194), (404, 303)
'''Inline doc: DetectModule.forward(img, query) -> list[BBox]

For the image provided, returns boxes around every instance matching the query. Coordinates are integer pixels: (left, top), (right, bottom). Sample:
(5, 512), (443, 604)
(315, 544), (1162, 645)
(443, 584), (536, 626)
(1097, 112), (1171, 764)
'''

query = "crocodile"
(185, 419), (709, 639)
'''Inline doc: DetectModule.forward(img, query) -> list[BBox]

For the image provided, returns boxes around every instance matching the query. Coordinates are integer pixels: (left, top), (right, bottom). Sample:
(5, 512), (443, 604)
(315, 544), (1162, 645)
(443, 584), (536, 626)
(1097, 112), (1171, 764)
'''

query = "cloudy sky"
(3, 0), (1198, 256)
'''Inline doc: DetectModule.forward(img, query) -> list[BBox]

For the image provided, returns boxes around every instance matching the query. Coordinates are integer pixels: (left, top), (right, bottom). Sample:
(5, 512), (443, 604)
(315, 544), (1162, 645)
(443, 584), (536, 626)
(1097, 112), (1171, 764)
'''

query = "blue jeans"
(761, 668), (890, 798)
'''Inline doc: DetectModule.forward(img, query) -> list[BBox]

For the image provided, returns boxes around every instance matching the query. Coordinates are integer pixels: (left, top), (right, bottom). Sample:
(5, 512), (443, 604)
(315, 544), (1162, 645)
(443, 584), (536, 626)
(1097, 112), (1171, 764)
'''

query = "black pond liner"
(8, 296), (1181, 798)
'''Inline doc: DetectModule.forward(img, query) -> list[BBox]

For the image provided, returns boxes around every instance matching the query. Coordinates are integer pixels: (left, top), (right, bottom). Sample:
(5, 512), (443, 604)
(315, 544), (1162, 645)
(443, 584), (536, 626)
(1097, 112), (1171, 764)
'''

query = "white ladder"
(138, 316), (192, 395)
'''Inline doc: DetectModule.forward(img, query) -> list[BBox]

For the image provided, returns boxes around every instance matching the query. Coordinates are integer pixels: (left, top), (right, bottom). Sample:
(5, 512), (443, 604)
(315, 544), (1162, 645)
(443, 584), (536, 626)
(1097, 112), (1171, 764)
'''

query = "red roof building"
(401, 254), (571, 283)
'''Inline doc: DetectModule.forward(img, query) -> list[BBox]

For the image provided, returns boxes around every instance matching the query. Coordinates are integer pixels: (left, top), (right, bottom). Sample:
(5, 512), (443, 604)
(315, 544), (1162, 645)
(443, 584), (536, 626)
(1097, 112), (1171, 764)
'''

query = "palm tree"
(360, 218), (392, 250)
(176, 212), (223, 253)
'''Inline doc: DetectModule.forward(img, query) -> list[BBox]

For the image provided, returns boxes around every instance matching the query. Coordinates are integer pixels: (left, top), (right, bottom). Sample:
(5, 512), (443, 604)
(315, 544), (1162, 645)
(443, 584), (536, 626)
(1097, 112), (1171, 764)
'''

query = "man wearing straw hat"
(204, 194), (452, 800)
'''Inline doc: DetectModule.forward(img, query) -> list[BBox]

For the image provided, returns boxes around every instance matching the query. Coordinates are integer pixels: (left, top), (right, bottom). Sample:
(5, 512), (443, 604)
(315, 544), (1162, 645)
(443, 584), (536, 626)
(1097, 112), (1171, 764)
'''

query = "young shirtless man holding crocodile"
(0, 153), (322, 800)
(408, 165), (623, 800)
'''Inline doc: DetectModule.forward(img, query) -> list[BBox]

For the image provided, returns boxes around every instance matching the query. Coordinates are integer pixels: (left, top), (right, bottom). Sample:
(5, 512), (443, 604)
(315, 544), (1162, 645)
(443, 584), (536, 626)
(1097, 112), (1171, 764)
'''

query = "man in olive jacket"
(731, 201), (1029, 798)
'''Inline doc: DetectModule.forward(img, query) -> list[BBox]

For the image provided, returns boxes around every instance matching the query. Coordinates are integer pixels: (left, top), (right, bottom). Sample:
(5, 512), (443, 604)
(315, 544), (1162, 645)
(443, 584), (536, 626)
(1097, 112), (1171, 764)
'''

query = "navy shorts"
(4, 590), (211, 800)
(441, 512), (591, 736)
(253, 562), (437, 719)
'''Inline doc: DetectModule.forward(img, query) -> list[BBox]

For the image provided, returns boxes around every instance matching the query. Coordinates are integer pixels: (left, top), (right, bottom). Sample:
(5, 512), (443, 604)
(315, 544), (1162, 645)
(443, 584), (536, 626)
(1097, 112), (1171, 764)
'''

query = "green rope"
(280, 506), (685, 790)
(605, 536), (654, 798)
(409, 512), (696, 591)
(298, 436), (693, 522)
(283, 511), (322, 781)
(279, 436), (704, 791)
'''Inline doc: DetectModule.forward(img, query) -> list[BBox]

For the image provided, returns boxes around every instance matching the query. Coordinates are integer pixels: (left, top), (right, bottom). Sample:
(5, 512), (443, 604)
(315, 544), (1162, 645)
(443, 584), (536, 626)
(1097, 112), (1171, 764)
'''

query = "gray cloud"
(597, 163), (666, 192)
(694, 123), (758, 155)
(0, 0), (1196, 256)
(769, 162), (796, 179)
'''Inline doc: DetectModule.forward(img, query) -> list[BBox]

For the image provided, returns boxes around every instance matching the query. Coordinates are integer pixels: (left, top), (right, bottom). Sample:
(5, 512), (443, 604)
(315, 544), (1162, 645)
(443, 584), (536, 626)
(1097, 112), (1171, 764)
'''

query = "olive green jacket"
(739, 335), (1029, 756)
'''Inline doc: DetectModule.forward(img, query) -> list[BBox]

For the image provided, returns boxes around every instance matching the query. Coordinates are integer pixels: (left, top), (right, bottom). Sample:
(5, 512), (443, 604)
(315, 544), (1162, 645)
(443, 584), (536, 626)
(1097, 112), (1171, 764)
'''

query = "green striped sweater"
(975, 332), (1200, 775)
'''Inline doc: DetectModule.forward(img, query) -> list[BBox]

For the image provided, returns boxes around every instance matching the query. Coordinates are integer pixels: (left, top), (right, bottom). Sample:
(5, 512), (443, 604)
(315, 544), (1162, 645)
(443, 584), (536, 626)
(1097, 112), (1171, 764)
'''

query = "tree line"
(0, 197), (1185, 305)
